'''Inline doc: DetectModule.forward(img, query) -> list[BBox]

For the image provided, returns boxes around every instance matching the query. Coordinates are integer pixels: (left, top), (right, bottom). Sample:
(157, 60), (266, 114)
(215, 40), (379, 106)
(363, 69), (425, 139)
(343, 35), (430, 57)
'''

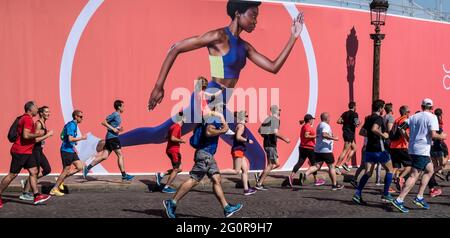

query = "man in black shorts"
(0, 101), (51, 207)
(389, 105), (412, 191)
(299, 112), (344, 190)
(336, 102), (359, 173)
(50, 110), (87, 196)
(83, 100), (134, 181)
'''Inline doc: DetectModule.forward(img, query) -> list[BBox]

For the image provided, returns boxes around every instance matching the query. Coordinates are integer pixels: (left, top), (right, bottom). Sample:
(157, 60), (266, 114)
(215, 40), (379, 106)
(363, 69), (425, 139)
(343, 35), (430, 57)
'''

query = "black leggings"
(292, 147), (318, 175)
(33, 146), (51, 176)
(428, 174), (438, 189)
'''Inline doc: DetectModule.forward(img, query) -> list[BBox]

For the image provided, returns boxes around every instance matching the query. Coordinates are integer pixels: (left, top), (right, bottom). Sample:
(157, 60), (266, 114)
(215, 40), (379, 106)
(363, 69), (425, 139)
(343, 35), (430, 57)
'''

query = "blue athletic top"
(209, 27), (247, 79)
(105, 111), (122, 139)
(198, 116), (222, 155)
(61, 120), (77, 153)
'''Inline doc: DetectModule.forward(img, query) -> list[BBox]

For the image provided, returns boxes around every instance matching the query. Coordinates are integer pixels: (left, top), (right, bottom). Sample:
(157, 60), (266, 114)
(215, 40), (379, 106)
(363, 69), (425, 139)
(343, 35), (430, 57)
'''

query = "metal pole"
(370, 26), (385, 102)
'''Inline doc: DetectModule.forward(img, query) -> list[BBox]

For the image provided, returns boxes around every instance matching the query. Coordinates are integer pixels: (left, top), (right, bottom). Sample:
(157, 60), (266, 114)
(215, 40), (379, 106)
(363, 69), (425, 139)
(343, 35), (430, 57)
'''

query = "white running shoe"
(225, 129), (235, 135)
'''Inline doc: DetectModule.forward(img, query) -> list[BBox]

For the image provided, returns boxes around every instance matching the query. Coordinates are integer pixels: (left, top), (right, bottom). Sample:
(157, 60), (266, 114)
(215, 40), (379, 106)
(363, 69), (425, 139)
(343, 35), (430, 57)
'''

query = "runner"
(0, 101), (51, 208)
(428, 108), (445, 197)
(288, 114), (322, 188)
(83, 100), (134, 181)
(163, 104), (243, 218)
(255, 105), (290, 190)
(349, 115), (370, 189)
(336, 101), (359, 173)
(220, 110), (257, 195)
(381, 103), (395, 192)
(50, 110), (87, 196)
(392, 99), (447, 213)
(20, 106), (54, 201)
(155, 112), (186, 193)
(389, 105), (412, 192)
(298, 112), (344, 190)
(352, 99), (395, 205)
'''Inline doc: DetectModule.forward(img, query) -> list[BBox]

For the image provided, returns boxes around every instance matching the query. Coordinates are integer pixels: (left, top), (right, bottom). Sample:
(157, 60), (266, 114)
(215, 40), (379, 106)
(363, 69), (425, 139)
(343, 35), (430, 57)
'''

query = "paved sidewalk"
(4, 168), (360, 193)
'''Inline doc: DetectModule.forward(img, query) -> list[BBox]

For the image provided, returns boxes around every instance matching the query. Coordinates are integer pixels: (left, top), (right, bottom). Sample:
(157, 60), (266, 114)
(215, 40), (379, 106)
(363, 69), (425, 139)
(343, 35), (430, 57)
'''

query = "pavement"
(3, 168), (354, 193)
(2, 168), (450, 218)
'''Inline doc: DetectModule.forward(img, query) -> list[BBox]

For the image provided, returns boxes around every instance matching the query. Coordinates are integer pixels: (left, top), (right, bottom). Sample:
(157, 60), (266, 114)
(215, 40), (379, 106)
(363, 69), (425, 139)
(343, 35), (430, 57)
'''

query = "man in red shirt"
(0, 101), (51, 208)
(155, 112), (186, 193)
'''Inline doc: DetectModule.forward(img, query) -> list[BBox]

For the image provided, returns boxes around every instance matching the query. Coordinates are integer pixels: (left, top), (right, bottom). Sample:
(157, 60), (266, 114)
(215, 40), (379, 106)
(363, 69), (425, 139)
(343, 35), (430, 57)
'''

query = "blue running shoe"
(163, 200), (177, 218)
(352, 193), (365, 205)
(155, 172), (164, 187)
(162, 186), (177, 194)
(381, 194), (394, 203)
(82, 166), (89, 179)
(412, 197), (430, 209)
(122, 174), (135, 181)
(391, 199), (409, 213)
(224, 203), (243, 218)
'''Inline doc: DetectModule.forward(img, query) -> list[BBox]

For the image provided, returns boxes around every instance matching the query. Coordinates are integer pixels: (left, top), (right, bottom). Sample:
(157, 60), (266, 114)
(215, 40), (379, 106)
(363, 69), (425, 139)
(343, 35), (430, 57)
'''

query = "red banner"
(0, 0), (449, 174)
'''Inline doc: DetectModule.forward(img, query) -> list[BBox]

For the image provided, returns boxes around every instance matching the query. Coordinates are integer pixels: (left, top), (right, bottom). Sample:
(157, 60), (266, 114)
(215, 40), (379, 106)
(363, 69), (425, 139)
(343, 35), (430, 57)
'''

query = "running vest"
(232, 124), (247, 152)
(35, 120), (47, 148)
(209, 27), (247, 79)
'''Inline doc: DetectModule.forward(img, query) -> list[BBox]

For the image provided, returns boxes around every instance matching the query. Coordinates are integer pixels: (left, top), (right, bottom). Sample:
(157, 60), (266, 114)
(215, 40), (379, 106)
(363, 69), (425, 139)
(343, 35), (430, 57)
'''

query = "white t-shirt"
(406, 111), (439, 156)
(315, 122), (333, 153)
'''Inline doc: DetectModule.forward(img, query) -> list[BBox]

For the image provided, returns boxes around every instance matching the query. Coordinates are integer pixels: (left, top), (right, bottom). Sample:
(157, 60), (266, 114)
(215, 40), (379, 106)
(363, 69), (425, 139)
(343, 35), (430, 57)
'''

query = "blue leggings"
(118, 81), (266, 170)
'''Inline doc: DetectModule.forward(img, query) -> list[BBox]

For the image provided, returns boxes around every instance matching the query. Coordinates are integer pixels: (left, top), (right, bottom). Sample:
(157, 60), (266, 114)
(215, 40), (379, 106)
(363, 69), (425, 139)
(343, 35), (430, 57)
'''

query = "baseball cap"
(421, 98), (433, 107)
(304, 114), (315, 121)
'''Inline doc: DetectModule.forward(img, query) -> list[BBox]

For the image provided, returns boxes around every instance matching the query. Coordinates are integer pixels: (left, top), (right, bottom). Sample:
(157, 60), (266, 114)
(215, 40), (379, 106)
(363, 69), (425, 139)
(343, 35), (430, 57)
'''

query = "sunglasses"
(77, 115), (84, 119)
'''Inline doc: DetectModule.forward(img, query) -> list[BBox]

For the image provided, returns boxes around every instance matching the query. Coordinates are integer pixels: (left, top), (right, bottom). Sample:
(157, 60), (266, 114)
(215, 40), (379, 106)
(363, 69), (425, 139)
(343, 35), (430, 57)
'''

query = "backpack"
(7, 116), (23, 143)
(189, 123), (205, 149)
(388, 122), (402, 141)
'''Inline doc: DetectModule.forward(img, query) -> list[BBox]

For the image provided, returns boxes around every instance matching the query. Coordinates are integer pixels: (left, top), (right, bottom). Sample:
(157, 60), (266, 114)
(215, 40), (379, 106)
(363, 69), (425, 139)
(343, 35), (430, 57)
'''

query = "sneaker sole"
(244, 191), (257, 196)
(332, 187), (344, 191)
(391, 201), (409, 213)
(352, 197), (362, 204)
(225, 205), (243, 218)
(163, 201), (175, 218)
(34, 196), (51, 205)
(412, 200), (430, 209)
(19, 197), (34, 201)
(431, 193), (442, 198)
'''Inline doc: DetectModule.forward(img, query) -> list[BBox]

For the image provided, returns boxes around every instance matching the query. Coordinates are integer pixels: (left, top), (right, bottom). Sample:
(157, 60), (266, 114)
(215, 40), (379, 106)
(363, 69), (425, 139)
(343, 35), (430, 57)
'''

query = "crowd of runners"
(0, 1), (447, 218)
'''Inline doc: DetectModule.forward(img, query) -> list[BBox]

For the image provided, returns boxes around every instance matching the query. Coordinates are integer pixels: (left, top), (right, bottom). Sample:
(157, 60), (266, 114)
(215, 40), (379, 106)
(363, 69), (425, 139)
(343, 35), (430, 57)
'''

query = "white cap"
(421, 98), (433, 107)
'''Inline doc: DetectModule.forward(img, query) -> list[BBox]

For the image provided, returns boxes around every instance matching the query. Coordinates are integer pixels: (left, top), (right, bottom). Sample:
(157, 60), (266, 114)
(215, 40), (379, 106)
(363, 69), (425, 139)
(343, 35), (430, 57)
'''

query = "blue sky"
(415, 0), (450, 12)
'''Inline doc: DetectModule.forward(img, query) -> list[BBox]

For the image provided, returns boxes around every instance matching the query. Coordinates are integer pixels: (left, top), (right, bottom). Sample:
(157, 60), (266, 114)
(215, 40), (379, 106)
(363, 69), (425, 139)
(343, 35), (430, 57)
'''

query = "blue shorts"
(363, 151), (391, 164)
(410, 154), (431, 171)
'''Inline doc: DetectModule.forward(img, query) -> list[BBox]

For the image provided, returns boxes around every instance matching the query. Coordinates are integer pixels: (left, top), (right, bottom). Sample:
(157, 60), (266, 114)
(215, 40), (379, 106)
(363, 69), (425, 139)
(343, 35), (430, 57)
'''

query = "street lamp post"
(370, 0), (389, 102)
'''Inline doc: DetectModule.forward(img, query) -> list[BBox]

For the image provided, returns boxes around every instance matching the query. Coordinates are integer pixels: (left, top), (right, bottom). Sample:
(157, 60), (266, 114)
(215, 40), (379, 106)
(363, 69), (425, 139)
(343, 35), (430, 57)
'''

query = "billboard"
(1, 0), (449, 174)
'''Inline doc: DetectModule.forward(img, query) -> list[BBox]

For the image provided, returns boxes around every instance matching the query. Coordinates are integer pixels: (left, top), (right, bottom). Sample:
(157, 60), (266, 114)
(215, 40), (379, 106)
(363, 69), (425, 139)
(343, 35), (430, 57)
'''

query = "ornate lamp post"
(370, 0), (389, 101)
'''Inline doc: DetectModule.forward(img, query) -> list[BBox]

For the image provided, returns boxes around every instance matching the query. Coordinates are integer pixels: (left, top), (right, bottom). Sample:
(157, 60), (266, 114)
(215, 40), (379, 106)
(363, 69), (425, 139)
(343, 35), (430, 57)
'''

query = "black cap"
(304, 114), (315, 122)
